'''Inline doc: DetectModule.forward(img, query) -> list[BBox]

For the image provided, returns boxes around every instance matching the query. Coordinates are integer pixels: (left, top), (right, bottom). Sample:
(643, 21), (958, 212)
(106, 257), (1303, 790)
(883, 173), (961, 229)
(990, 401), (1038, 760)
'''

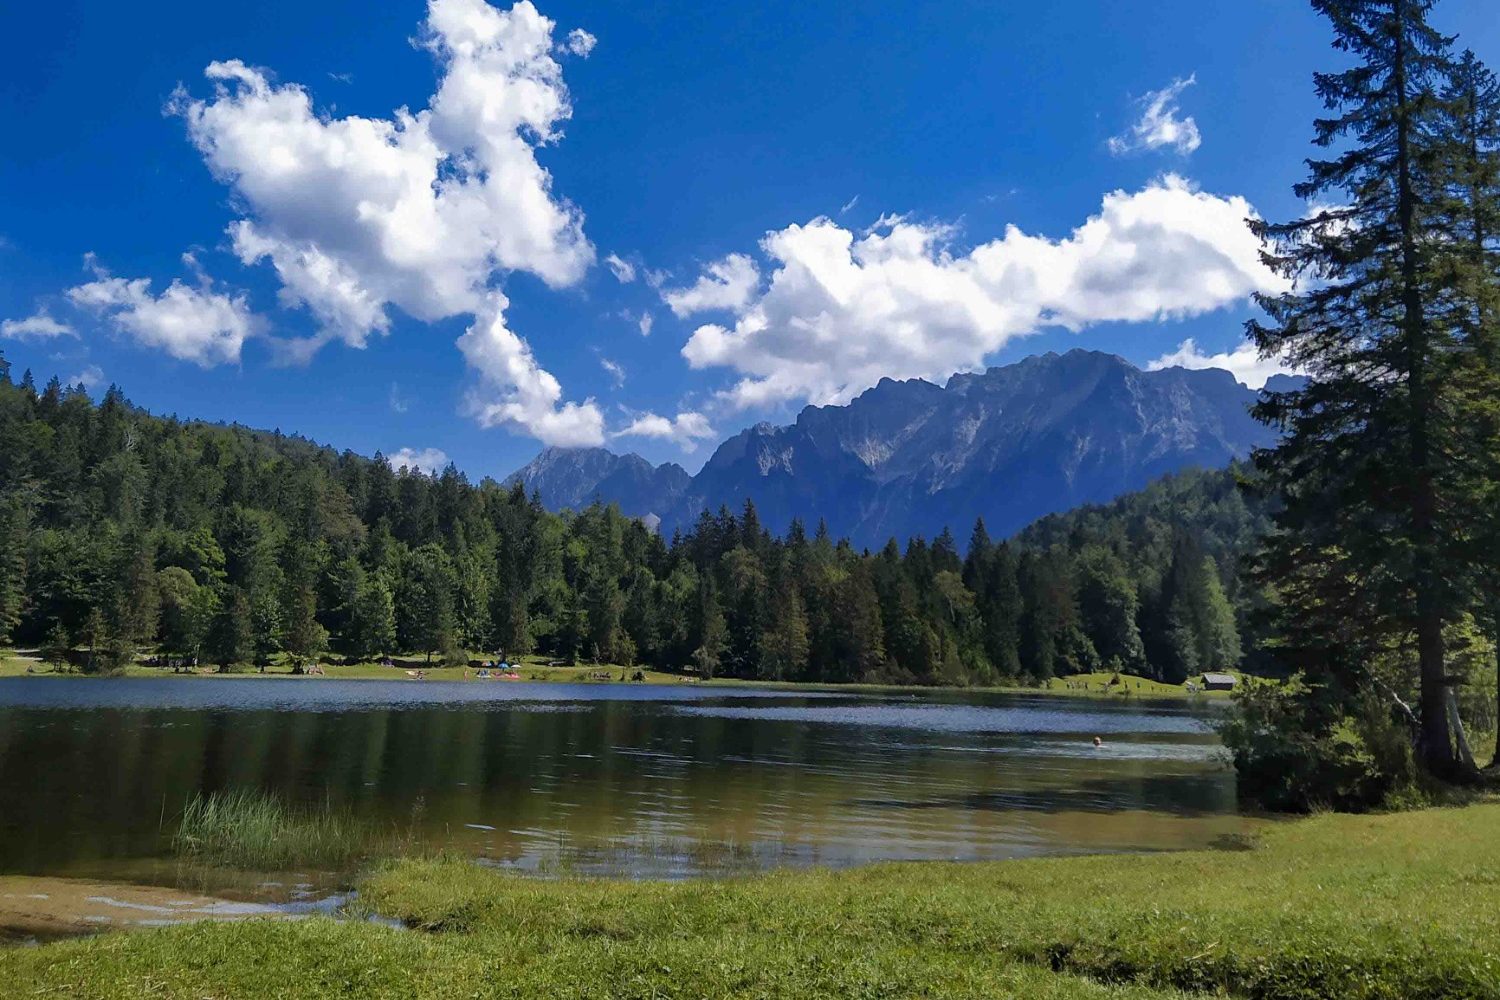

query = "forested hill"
(0, 352), (1269, 685)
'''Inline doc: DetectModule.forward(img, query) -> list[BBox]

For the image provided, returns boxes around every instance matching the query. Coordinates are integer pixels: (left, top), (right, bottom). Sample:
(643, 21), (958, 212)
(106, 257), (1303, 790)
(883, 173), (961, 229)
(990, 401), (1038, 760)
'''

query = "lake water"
(0, 678), (1249, 889)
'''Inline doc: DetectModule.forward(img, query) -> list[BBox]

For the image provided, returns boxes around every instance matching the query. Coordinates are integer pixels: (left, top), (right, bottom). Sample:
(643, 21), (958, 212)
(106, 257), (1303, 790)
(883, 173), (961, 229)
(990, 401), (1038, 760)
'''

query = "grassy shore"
(2, 804), (1496, 998)
(0, 646), (1232, 700)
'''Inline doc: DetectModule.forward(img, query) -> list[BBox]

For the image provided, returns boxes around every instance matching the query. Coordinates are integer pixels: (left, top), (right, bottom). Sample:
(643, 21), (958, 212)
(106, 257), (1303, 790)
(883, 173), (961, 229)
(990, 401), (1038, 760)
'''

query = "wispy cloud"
(69, 364), (106, 391)
(604, 253), (636, 283)
(1108, 75), (1201, 156)
(599, 356), (625, 388)
(1, 309), (77, 341)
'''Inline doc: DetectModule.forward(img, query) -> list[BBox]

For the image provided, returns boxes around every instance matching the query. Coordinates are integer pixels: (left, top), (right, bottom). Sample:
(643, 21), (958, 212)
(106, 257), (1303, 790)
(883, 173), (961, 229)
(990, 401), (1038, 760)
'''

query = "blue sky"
(3, 0), (1498, 479)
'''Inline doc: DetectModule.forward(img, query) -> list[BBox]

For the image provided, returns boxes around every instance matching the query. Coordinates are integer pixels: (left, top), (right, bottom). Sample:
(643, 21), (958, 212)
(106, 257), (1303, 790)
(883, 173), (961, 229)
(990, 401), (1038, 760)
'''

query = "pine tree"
(693, 577), (727, 679)
(284, 584), (329, 671)
(211, 587), (253, 671)
(351, 575), (397, 660)
(1248, 0), (1473, 777)
(758, 565), (810, 681)
(1076, 546), (1146, 673)
(40, 621), (70, 673)
(81, 606), (111, 674)
(1192, 558), (1241, 672)
(0, 493), (28, 644)
(250, 588), (283, 670)
(1440, 50), (1500, 769)
(829, 563), (885, 682)
(982, 545), (1024, 679)
(583, 565), (624, 664)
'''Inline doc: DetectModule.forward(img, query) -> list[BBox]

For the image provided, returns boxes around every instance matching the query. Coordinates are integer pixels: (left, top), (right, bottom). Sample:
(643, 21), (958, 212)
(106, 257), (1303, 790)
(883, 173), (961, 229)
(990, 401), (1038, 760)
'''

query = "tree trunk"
(1444, 688), (1479, 774)
(1392, 2), (1458, 777)
(1489, 620), (1500, 771)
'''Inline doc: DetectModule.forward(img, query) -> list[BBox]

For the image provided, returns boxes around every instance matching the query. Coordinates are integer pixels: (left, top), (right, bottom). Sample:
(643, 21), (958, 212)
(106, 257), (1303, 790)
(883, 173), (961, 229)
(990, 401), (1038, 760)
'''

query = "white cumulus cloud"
(68, 265), (257, 367)
(457, 294), (605, 447)
(678, 175), (1285, 410)
(1108, 76), (1202, 156)
(1147, 337), (1300, 390)
(613, 410), (717, 451)
(661, 253), (760, 318)
(1, 310), (77, 341)
(387, 446), (450, 475)
(170, 0), (602, 445)
(565, 28), (596, 57)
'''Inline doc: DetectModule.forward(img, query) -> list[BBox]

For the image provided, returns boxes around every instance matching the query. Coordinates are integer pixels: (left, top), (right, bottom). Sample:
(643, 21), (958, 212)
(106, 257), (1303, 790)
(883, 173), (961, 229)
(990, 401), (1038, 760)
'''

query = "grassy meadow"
(2, 803), (1496, 999)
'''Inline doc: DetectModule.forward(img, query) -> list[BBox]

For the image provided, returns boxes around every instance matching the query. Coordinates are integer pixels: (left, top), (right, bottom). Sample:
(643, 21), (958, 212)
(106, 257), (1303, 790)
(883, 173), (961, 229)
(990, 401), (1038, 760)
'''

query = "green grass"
(171, 790), (386, 871)
(4, 804), (1498, 998)
(2, 645), (1238, 699)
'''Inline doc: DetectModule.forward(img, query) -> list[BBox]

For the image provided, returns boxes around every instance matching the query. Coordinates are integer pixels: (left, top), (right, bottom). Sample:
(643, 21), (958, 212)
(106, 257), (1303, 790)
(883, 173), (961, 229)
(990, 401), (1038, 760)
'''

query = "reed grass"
(171, 789), (373, 871)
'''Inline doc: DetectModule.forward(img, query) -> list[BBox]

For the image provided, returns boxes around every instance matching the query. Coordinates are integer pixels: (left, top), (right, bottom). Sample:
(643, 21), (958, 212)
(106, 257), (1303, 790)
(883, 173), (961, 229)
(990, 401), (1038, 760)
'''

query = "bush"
(1220, 677), (1416, 812)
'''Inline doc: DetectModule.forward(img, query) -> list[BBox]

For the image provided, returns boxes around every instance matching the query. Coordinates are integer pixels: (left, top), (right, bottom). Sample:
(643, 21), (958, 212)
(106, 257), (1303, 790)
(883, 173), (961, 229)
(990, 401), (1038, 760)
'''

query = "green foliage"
(283, 585), (329, 669)
(1220, 678), (1417, 812)
(210, 588), (253, 670)
(39, 620), (69, 672)
(1244, 0), (1500, 783)
(0, 345), (1274, 688)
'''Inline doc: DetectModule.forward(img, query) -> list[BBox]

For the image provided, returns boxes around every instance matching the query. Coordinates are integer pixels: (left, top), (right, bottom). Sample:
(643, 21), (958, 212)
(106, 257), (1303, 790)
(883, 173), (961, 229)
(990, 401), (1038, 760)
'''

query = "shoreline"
(2, 804), (1495, 998)
(0, 651), (1235, 702)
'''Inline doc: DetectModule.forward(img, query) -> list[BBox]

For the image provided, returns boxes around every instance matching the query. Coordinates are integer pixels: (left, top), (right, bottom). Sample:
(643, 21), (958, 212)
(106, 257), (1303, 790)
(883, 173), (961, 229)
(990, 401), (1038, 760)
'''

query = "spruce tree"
(693, 577), (727, 679)
(0, 493), (28, 644)
(1440, 50), (1500, 769)
(284, 584), (329, 671)
(1248, 0), (1472, 776)
(351, 576), (398, 661)
(41, 621), (70, 673)
(212, 588), (254, 671)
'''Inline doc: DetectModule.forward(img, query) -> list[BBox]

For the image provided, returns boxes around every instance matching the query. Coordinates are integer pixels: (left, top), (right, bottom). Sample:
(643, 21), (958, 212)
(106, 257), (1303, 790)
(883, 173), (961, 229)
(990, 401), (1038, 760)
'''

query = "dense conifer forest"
(0, 351), (1262, 685)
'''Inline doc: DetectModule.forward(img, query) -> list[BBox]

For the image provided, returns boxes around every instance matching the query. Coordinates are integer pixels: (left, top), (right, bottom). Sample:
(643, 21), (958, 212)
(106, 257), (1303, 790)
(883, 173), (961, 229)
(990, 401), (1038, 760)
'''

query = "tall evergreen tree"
(1248, 0), (1474, 776)
(350, 575), (397, 661)
(211, 588), (254, 671)
(284, 584), (329, 671)
(0, 492), (29, 644)
(693, 577), (727, 679)
(1440, 50), (1500, 769)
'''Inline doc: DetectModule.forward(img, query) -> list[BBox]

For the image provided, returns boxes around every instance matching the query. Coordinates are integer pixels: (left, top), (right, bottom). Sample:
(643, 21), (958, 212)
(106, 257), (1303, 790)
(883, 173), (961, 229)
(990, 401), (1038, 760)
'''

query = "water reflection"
(0, 678), (1246, 884)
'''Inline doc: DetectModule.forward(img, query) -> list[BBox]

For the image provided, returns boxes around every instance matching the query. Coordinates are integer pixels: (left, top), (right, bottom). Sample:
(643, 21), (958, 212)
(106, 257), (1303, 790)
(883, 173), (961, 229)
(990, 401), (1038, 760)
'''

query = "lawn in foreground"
(3, 804), (1497, 999)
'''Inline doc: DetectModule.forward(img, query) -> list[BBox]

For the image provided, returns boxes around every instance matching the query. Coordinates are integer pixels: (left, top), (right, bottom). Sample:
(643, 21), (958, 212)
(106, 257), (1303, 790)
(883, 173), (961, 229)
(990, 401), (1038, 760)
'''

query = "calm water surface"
(0, 678), (1247, 887)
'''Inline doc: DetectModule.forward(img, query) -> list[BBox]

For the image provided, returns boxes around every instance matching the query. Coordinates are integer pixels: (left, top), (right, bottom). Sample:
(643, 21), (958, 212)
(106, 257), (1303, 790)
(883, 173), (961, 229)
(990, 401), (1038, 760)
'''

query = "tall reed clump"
(172, 789), (374, 870)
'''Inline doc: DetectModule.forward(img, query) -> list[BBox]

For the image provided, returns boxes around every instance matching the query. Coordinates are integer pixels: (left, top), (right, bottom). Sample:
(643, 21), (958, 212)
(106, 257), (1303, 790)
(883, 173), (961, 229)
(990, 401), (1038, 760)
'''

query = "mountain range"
(505, 349), (1292, 548)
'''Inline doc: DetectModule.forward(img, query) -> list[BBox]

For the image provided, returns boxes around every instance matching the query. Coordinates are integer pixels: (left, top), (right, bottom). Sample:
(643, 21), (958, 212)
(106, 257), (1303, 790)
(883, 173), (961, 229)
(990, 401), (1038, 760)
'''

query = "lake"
(0, 678), (1249, 890)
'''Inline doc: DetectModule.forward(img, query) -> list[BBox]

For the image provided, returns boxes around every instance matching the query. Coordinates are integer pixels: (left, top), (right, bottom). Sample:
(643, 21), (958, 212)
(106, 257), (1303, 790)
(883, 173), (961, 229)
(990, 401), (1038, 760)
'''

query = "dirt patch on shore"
(0, 876), (326, 943)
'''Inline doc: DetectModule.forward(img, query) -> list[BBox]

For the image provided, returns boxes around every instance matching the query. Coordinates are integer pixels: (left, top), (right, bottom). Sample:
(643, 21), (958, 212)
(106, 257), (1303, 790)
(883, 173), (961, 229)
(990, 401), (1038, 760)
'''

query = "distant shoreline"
(0, 651), (1235, 701)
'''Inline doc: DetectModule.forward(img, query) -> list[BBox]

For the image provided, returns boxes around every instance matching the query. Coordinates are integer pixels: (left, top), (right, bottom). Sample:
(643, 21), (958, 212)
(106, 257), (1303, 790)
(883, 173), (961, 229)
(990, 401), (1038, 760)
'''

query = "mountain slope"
(503, 446), (690, 520)
(509, 350), (1283, 547)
